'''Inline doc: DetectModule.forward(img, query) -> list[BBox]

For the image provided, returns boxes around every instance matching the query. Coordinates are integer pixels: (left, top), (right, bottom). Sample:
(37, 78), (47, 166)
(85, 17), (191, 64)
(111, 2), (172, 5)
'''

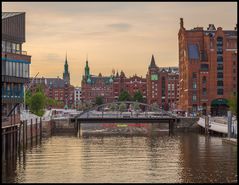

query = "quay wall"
(2, 118), (53, 160)
(174, 117), (200, 132)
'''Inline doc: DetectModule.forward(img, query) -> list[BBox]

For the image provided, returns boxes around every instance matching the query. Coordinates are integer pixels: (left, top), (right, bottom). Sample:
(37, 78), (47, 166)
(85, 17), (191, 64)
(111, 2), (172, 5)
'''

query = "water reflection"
(178, 134), (237, 183)
(2, 132), (237, 183)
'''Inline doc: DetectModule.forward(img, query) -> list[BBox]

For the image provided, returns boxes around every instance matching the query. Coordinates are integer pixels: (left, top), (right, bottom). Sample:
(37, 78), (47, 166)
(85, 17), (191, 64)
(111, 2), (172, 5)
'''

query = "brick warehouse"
(146, 55), (179, 110)
(28, 55), (75, 109)
(178, 18), (237, 116)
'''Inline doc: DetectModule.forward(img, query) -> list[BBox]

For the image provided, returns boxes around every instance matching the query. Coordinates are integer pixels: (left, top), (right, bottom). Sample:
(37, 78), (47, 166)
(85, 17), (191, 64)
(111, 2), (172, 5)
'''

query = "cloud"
(107, 23), (132, 31)
(2, 2), (237, 86)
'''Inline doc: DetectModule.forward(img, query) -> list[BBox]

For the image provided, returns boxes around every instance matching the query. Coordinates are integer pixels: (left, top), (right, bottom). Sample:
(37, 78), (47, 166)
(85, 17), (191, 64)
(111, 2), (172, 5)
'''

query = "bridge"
(71, 101), (178, 137)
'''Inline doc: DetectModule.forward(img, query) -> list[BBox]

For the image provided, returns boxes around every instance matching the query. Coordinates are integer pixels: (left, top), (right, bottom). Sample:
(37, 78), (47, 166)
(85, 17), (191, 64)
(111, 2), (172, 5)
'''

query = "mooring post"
(40, 117), (42, 140)
(169, 119), (173, 135)
(31, 119), (33, 146)
(77, 121), (80, 138)
(22, 121), (25, 149)
(25, 120), (28, 147)
(205, 116), (209, 135)
(36, 118), (38, 144)
(227, 111), (232, 138)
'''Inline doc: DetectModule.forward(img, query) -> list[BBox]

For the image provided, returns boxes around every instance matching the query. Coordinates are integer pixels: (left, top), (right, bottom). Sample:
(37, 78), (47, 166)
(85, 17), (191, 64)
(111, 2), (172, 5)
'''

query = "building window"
(16, 63), (19, 77)
(217, 64), (223, 71)
(2, 41), (6, 52)
(202, 88), (207, 96)
(217, 72), (223, 79)
(192, 95), (197, 101)
(19, 63), (23, 77)
(201, 64), (209, 71)
(193, 82), (197, 89)
(202, 76), (206, 84)
(2, 60), (6, 75)
(6, 41), (11, 53)
(192, 72), (197, 79)
(217, 89), (223, 95)
(217, 81), (223, 86)
(9, 62), (12, 76)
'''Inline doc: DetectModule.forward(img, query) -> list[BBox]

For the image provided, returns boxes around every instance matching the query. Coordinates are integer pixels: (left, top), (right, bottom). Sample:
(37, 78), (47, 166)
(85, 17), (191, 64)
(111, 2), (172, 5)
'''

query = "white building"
(74, 87), (82, 109)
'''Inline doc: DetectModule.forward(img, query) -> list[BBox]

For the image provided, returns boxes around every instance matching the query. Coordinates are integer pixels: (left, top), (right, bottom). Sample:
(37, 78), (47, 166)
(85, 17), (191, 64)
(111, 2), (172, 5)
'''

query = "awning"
(211, 98), (229, 106)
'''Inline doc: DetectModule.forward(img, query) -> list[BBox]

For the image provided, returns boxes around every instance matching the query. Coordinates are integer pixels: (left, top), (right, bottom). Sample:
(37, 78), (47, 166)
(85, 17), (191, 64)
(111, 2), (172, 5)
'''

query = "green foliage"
(119, 102), (127, 113)
(133, 91), (144, 102)
(25, 90), (32, 108)
(95, 96), (104, 105)
(45, 97), (59, 107)
(119, 90), (132, 101)
(35, 84), (44, 93)
(228, 94), (237, 116)
(29, 91), (45, 116)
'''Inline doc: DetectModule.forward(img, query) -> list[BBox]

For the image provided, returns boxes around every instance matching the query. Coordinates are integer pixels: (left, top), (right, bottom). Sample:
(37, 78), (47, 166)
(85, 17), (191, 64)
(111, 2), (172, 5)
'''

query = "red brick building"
(81, 60), (114, 104)
(178, 18), (237, 115)
(113, 71), (147, 101)
(146, 55), (179, 110)
(29, 56), (74, 109)
(29, 77), (75, 109)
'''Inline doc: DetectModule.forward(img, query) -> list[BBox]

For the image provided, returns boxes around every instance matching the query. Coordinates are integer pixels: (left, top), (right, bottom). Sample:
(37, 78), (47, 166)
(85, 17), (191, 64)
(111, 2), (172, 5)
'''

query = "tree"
(119, 102), (127, 114)
(29, 91), (46, 116)
(25, 90), (32, 109)
(119, 90), (132, 101)
(95, 96), (104, 105)
(228, 93), (237, 116)
(133, 91), (144, 102)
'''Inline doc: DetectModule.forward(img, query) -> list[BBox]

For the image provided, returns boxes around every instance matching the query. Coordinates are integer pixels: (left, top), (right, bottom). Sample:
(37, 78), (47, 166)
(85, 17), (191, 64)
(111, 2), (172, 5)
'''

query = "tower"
(84, 57), (91, 84)
(63, 53), (70, 84)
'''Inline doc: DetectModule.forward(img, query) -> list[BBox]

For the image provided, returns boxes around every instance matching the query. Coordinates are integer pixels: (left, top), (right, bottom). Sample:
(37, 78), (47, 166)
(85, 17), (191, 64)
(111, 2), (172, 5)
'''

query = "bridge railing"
(75, 101), (177, 119)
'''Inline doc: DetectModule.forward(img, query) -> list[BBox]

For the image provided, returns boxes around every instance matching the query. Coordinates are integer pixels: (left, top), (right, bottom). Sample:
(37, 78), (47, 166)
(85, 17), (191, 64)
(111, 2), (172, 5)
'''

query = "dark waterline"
(2, 132), (237, 183)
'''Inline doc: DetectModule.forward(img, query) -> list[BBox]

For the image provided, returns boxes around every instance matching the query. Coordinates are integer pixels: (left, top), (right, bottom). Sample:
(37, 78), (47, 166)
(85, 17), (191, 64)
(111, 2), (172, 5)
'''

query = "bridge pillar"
(77, 121), (81, 138)
(169, 119), (174, 135)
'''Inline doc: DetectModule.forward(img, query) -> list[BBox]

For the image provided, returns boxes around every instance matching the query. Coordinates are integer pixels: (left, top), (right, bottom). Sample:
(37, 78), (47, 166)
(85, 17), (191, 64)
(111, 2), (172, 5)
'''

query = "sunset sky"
(2, 2), (237, 86)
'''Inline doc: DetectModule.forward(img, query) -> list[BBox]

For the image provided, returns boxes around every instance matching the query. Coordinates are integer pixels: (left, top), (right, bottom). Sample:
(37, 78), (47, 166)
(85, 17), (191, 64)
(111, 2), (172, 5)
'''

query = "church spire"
(85, 56), (90, 77)
(149, 54), (157, 68)
(63, 53), (70, 84)
(65, 52), (68, 64)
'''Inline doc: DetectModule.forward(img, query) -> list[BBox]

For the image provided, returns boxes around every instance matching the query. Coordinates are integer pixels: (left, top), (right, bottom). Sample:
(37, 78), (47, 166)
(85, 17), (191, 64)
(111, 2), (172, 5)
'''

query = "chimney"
(207, 24), (216, 31)
(180, 18), (184, 28)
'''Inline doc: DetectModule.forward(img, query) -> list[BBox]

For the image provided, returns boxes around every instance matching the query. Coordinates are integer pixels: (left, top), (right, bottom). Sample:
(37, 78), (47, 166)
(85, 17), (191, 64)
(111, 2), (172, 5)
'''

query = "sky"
(2, 2), (237, 86)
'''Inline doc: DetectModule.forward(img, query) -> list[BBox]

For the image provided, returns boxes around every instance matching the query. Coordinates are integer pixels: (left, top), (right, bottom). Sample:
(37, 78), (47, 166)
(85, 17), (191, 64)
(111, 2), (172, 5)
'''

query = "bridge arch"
(75, 101), (175, 118)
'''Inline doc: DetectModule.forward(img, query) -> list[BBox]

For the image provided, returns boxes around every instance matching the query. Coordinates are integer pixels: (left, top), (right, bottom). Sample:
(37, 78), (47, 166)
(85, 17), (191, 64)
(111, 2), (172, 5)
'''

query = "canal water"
(2, 129), (237, 183)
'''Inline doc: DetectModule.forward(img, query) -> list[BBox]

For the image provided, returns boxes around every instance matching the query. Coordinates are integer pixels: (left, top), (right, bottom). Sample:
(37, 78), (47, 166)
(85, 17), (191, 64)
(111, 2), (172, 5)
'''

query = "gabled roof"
(2, 12), (24, 19)
(46, 78), (67, 88)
